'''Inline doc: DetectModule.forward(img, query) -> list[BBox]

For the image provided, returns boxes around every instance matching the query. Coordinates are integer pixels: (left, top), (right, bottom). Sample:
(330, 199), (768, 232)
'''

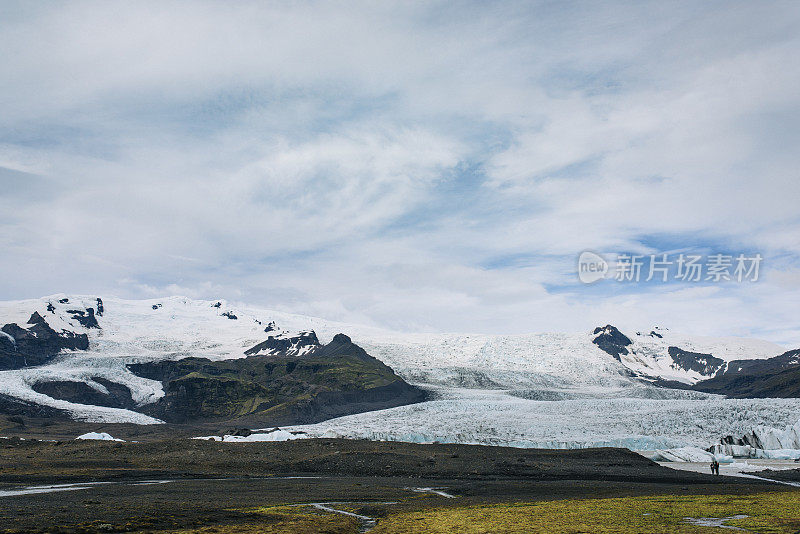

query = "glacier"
(707, 419), (800, 460)
(2, 294), (799, 454)
(279, 388), (800, 452)
(649, 447), (718, 463)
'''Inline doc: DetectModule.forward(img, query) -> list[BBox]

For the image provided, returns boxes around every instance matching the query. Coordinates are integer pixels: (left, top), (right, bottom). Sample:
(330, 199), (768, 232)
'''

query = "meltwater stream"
(0, 480), (172, 498)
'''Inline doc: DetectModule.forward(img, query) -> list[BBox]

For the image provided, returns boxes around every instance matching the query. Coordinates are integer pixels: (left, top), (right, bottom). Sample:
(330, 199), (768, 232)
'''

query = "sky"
(1, 1), (799, 344)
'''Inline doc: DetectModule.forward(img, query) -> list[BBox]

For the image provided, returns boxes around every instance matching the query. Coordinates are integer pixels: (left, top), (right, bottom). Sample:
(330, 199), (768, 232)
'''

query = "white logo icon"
(578, 251), (608, 284)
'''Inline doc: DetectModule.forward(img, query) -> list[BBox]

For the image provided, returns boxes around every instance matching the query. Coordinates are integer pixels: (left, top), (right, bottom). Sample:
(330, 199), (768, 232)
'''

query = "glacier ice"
(1, 295), (797, 447)
(280, 388), (800, 452)
(76, 432), (123, 441)
(749, 419), (800, 449)
(650, 447), (716, 463)
(707, 419), (800, 460)
(196, 430), (306, 442)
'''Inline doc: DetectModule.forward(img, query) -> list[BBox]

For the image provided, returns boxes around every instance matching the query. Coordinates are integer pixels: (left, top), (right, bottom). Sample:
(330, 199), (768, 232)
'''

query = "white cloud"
(0, 1), (798, 345)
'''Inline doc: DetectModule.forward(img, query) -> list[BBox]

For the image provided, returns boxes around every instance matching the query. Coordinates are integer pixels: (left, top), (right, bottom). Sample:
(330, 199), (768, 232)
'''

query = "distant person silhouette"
(710, 459), (720, 475)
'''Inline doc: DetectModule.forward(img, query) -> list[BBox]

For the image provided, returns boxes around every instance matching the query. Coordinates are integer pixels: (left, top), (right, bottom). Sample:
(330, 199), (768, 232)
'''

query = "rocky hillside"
(0, 296), (425, 425)
(128, 333), (426, 425)
(1, 311), (89, 370)
(693, 349), (800, 398)
(589, 325), (786, 388)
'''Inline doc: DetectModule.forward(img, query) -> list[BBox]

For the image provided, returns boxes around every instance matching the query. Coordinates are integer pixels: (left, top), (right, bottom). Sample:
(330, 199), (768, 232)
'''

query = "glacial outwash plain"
(1, 296), (800, 532)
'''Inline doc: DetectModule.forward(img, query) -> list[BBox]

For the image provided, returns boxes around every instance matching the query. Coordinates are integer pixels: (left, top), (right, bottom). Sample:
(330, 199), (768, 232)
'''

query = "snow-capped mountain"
(0, 294), (793, 426)
(591, 325), (783, 385)
(0, 295), (418, 424)
(362, 323), (783, 391)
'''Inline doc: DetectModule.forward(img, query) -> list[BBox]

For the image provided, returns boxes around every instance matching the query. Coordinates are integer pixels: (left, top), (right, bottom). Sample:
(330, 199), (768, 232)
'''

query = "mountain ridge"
(0, 295), (795, 427)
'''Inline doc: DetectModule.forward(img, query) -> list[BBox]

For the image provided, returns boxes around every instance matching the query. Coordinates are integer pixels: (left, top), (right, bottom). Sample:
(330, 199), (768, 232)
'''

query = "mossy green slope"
(129, 334), (426, 425)
(368, 491), (800, 534)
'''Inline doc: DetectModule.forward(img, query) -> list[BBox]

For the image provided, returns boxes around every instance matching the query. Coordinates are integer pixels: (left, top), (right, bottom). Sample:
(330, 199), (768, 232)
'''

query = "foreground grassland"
(203, 491), (800, 534)
(1, 439), (794, 533)
(369, 491), (800, 533)
(172, 507), (359, 534)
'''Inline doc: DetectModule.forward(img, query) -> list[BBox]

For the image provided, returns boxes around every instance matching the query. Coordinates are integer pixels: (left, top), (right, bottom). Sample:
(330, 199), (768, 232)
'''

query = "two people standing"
(710, 458), (720, 475)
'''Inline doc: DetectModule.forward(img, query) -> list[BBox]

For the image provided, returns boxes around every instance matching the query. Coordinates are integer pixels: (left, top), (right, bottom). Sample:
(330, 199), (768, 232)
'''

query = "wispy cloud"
(1, 1), (798, 344)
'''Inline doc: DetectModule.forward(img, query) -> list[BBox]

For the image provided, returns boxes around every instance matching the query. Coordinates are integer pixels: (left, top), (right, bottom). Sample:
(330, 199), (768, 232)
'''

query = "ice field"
(281, 388), (800, 451)
(3, 296), (800, 454)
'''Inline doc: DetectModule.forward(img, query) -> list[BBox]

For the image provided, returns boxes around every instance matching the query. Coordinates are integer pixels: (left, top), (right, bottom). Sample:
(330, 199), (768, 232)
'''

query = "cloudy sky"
(1, 1), (799, 344)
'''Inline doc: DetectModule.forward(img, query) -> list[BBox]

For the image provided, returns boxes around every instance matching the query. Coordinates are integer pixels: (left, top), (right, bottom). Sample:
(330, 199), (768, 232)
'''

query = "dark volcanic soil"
(0, 475), (783, 534)
(0, 436), (767, 484)
(0, 437), (789, 533)
(752, 467), (800, 482)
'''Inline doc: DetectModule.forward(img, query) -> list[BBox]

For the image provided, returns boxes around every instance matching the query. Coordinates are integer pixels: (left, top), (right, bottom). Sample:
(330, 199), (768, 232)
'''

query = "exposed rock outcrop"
(245, 331), (320, 357)
(667, 346), (724, 376)
(0, 315), (89, 370)
(68, 308), (100, 328)
(31, 378), (137, 410)
(0, 393), (71, 419)
(592, 325), (632, 361)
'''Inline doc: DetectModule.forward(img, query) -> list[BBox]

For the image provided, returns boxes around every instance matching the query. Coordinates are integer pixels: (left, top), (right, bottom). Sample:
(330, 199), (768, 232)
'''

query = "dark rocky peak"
(649, 330), (663, 338)
(297, 330), (320, 344)
(593, 325), (626, 338)
(309, 333), (382, 365)
(1, 323), (28, 344)
(211, 301), (222, 308)
(783, 349), (800, 365)
(46, 303), (56, 314)
(244, 330), (321, 357)
(331, 333), (352, 345)
(264, 321), (277, 333)
(0, 315), (89, 370)
(667, 346), (724, 377)
(27, 312), (47, 325)
(222, 311), (238, 320)
(591, 325), (633, 361)
(58, 298), (69, 304)
(96, 298), (104, 316)
(152, 303), (162, 310)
